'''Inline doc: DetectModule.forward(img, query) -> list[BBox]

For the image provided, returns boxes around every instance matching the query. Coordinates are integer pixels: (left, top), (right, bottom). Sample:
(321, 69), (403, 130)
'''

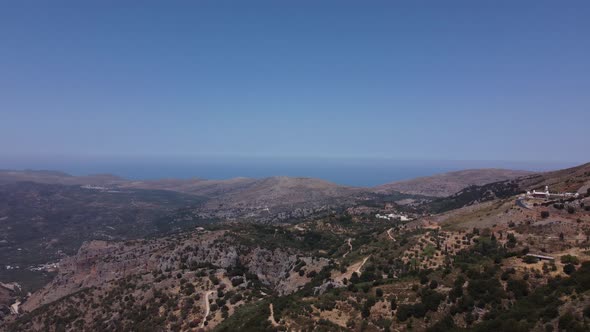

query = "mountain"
(0, 181), (205, 293)
(197, 176), (361, 218)
(2, 163), (590, 331)
(116, 177), (260, 196)
(0, 172), (360, 295)
(0, 170), (360, 220)
(0, 170), (125, 186)
(119, 176), (361, 209)
(118, 176), (360, 222)
(426, 162), (590, 214)
(374, 168), (534, 197)
(0, 283), (18, 323)
(513, 161), (590, 194)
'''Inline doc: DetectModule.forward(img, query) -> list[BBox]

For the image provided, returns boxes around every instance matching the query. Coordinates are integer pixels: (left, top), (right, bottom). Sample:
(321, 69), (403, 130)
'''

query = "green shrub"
(375, 288), (384, 297)
(522, 256), (538, 264)
(563, 264), (576, 275)
(396, 305), (412, 321)
(507, 279), (529, 299)
(231, 277), (244, 287)
(560, 255), (579, 265)
(429, 280), (438, 289)
(390, 297), (397, 311)
(209, 275), (220, 285)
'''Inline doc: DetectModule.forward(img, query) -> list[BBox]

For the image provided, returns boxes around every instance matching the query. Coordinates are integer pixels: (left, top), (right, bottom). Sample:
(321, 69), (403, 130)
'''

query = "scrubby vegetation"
(4, 162), (590, 331)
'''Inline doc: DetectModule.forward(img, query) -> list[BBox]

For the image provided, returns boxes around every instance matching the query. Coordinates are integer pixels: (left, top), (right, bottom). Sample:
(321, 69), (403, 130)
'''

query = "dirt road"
(387, 228), (395, 241)
(343, 238), (353, 258)
(355, 256), (370, 274)
(200, 290), (215, 328)
(268, 303), (279, 326)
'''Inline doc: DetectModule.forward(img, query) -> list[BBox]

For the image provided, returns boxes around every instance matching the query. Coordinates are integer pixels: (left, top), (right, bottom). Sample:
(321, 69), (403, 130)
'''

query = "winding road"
(200, 290), (215, 328)
(268, 303), (279, 327)
(355, 256), (370, 275)
(387, 228), (396, 241)
(342, 238), (353, 258)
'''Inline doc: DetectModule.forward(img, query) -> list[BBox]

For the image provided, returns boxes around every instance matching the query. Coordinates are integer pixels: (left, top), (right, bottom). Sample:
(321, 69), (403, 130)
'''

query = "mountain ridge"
(0, 167), (535, 193)
(374, 168), (534, 197)
(2, 162), (590, 331)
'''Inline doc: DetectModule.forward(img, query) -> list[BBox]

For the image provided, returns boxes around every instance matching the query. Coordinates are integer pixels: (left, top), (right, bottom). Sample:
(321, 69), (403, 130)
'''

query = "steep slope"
(426, 162), (590, 214)
(0, 182), (205, 292)
(515, 161), (590, 194)
(0, 173), (360, 294)
(7, 206), (590, 332)
(0, 284), (17, 324)
(8, 226), (335, 331)
(375, 168), (534, 197)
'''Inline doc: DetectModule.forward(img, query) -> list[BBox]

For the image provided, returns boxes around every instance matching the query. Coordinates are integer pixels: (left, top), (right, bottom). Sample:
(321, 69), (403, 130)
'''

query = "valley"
(1, 164), (590, 331)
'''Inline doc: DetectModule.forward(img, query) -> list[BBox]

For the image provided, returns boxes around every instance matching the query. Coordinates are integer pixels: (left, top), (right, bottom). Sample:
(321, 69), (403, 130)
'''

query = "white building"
(526, 186), (579, 199)
(376, 213), (412, 222)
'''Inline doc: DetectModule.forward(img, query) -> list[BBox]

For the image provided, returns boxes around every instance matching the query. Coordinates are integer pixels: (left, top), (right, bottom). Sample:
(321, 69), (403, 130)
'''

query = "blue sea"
(0, 156), (578, 187)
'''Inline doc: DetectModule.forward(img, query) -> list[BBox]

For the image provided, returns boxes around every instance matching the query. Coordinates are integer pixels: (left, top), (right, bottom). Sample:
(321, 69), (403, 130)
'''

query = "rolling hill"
(374, 168), (534, 197)
(2, 163), (590, 331)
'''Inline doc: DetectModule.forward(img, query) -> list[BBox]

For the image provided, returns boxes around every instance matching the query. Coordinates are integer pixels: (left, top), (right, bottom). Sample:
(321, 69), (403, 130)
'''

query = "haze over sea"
(1, 156), (578, 187)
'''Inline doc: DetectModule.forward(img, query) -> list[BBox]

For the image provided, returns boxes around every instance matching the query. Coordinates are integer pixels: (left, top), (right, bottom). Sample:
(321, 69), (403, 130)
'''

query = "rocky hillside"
(124, 176), (362, 220)
(514, 162), (590, 194)
(8, 225), (337, 331)
(426, 162), (590, 214)
(2, 161), (590, 331)
(375, 169), (533, 197)
(0, 182), (205, 293)
(5, 197), (590, 331)
(0, 283), (18, 324)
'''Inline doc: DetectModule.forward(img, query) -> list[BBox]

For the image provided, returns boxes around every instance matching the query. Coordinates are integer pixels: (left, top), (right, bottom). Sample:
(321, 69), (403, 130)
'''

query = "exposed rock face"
(21, 230), (328, 314)
(0, 285), (15, 324)
(276, 256), (330, 295)
(242, 247), (296, 289)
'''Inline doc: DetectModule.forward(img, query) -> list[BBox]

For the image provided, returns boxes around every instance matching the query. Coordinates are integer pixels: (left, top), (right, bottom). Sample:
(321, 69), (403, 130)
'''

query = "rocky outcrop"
(21, 230), (327, 314)
(0, 284), (15, 324)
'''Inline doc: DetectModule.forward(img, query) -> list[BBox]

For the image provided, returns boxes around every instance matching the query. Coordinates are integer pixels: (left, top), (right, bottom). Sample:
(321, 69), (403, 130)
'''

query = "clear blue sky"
(1, 0), (589, 164)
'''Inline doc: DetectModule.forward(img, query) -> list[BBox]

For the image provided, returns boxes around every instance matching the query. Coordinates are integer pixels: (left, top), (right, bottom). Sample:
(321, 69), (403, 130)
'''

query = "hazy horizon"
(2, 1), (589, 164)
(0, 155), (581, 187)
(2, 2), (590, 329)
